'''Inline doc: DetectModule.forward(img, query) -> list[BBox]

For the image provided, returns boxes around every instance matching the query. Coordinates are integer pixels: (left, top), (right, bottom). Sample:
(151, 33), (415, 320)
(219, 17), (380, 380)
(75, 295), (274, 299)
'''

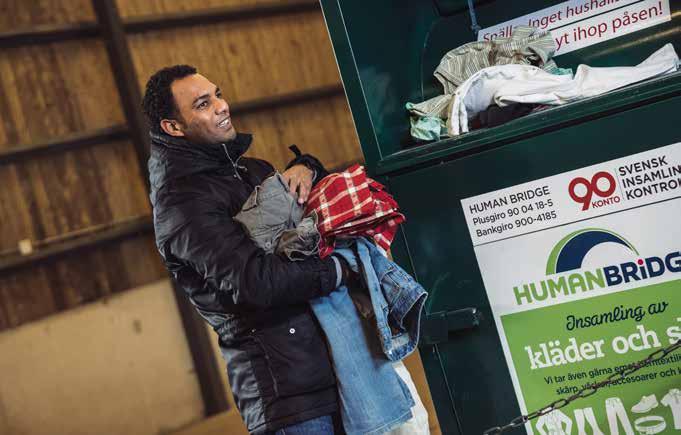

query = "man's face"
(166, 74), (236, 144)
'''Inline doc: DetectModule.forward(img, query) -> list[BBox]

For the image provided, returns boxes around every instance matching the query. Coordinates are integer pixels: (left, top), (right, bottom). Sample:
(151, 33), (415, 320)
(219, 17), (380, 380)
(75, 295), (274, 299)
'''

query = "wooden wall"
(0, 0), (362, 331)
(0, 4), (164, 329)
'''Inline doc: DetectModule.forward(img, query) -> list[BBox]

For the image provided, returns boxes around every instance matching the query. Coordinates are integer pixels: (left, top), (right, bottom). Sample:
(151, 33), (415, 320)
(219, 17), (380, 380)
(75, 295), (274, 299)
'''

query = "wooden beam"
(124, 0), (319, 34)
(0, 217), (152, 275)
(0, 22), (99, 48)
(232, 83), (344, 115)
(92, 0), (151, 191)
(0, 125), (128, 165)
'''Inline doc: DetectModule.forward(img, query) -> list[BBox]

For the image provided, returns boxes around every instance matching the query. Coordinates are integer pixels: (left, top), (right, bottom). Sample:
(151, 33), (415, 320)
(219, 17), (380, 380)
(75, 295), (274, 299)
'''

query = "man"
(142, 65), (350, 434)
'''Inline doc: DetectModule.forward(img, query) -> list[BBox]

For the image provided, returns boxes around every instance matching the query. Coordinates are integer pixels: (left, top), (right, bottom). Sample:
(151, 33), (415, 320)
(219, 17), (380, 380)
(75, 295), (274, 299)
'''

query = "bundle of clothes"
(234, 165), (429, 435)
(407, 26), (680, 141)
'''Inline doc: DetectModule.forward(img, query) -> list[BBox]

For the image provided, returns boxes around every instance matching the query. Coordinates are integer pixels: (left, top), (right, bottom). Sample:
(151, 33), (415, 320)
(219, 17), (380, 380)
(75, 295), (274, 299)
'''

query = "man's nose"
(216, 98), (229, 115)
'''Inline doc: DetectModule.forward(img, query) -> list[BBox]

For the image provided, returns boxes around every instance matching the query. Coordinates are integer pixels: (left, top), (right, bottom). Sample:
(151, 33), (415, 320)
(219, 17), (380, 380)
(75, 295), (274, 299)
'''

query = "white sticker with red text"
(478, 0), (671, 56)
(461, 142), (681, 246)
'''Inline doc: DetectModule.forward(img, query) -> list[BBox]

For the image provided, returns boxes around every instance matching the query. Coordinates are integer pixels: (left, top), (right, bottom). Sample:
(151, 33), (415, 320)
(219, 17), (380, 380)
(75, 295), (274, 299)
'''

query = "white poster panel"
(462, 142), (681, 434)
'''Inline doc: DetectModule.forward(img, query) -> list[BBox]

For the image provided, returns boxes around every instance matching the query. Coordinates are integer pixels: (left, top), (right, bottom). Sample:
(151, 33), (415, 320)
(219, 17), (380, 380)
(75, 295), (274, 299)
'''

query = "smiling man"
(142, 65), (349, 434)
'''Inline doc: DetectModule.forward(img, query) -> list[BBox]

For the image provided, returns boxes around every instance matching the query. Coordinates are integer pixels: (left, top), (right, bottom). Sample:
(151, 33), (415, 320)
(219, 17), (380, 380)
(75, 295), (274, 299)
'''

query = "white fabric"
(574, 407), (603, 435)
(661, 388), (681, 429)
(385, 360), (430, 435)
(448, 43), (680, 135)
(606, 397), (635, 435)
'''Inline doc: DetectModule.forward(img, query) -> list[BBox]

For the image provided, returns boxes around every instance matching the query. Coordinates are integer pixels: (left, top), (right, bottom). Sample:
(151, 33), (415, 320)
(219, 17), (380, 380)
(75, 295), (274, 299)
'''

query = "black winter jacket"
(148, 131), (339, 434)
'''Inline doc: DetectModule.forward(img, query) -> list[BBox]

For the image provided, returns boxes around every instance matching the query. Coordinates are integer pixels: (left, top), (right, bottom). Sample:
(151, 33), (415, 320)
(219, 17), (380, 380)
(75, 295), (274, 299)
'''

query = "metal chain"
(483, 340), (681, 435)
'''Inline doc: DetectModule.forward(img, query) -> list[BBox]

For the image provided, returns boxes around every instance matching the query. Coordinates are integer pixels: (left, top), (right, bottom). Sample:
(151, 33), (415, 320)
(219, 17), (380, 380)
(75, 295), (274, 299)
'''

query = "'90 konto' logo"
(568, 171), (621, 211)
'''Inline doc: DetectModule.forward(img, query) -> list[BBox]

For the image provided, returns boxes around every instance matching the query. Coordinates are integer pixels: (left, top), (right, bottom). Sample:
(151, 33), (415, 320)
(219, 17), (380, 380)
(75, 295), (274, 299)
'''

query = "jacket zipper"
(222, 143), (244, 180)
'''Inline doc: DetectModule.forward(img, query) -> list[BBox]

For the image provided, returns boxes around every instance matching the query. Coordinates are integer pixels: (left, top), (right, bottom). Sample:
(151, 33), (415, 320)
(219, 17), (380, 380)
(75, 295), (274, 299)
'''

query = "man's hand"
(282, 164), (314, 204)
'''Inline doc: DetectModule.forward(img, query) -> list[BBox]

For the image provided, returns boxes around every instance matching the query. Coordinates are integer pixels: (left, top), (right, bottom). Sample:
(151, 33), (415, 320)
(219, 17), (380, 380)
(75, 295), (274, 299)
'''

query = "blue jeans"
(273, 414), (335, 435)
(310, 284), (414, 434)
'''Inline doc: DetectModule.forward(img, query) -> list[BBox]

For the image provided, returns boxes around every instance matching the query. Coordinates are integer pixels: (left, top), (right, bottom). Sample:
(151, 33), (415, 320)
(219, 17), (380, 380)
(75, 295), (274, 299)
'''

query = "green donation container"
(319, 0), (681, 434)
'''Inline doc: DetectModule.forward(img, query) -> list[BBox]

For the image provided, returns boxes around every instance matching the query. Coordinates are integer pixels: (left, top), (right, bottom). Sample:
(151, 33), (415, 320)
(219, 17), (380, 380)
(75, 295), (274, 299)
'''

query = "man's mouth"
(217, 118), (232, 129)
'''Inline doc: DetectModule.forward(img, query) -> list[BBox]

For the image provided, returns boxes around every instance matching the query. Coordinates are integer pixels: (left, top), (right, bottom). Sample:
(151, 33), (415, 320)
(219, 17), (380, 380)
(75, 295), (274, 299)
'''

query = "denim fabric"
(272, 414), (335, 435)
(310, 285), (414, 435)
(234, 172), (319, 258)
(334, 238), (428, 361)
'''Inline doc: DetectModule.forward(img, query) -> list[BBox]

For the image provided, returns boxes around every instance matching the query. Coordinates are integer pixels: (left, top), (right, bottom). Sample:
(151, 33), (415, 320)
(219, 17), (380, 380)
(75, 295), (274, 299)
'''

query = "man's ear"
(160, 119), (185, 137)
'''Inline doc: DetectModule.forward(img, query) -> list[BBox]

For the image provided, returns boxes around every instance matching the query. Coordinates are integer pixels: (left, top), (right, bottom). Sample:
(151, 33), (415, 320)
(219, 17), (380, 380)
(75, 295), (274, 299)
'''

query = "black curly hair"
(141, 64), (197, 134)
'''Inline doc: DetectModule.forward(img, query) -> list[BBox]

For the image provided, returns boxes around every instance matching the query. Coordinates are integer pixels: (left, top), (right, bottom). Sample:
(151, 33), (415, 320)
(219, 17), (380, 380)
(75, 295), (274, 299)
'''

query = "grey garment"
(234, 172), (319, 259)
(276, 211), (321, 261)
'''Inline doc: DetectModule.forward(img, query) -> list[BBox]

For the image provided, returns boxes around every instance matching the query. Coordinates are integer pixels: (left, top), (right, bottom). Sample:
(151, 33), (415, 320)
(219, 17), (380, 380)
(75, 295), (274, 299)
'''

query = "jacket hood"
(148, 131), (252, 203)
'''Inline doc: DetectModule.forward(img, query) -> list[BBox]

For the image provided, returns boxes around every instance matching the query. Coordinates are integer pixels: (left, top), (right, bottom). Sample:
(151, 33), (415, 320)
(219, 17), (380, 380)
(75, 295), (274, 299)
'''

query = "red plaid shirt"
(305, 164), (405, 258)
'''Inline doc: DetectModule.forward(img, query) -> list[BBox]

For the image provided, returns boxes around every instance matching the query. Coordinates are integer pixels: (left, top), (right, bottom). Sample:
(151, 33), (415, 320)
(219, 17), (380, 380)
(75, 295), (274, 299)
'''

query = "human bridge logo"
(513, 228), (681, 306)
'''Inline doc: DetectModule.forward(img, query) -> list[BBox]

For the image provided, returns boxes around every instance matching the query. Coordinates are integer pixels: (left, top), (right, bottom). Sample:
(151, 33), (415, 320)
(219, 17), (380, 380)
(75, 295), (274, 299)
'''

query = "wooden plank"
(124, 0), (319, 33)
(0, 216), (152, 275)
(0, 125), (128, 165)
(0, 23), (99, 48)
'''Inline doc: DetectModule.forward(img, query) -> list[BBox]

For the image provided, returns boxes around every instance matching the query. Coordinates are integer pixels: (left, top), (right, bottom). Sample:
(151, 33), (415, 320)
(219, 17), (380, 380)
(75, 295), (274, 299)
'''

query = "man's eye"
(198, 101), (208, 109)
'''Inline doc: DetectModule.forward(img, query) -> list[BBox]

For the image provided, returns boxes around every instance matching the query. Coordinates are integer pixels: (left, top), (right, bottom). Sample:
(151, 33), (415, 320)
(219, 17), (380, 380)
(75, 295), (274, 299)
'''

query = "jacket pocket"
(254, 313), (336, 398)
(225, 338), (275, 400)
